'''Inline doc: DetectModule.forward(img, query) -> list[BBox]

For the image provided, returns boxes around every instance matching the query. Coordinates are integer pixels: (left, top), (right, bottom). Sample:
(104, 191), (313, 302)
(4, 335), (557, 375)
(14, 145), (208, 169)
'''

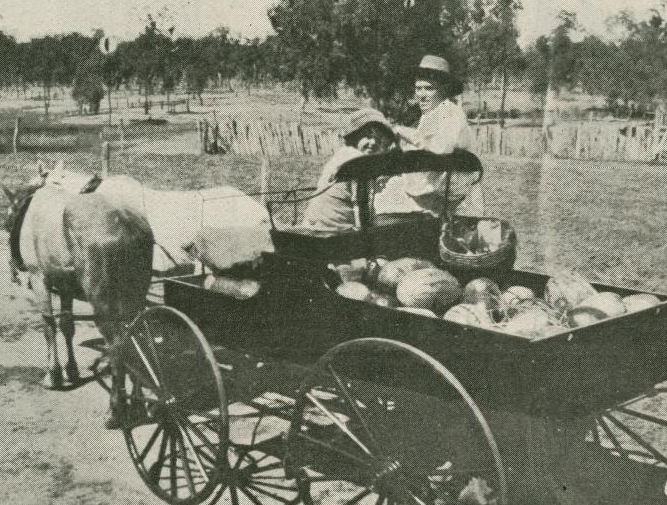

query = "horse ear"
(37, 161), (48, 178)
(2, 185), (16, 204)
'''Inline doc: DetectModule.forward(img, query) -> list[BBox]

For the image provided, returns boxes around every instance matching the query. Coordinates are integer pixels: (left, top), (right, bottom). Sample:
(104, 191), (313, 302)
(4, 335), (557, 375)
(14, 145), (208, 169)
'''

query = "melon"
(376, 258), (436, 292)
(462, 278), (502, 311)
(396, 307), (438, 318)
(501, 307), (552, 337)
(543, 271), (597, 312)
(622, 293), (661, 313)
(568, 306), (608, 327)
(443, 303), (494, 327)
(501, 286), (536, 308)
(336, 281), (372, 301)
(396, 268), (461, 312)
(576, 292), (626, 318)
(204, 275), (261, 300)
(537, 325), (569, 339)
(369, 292), (400, 308)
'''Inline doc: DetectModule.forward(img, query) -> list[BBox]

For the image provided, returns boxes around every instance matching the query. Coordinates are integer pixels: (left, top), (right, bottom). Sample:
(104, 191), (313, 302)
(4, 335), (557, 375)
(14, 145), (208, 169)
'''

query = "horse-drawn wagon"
(105, 150), (667, 505)
(7, 152), (667, 505)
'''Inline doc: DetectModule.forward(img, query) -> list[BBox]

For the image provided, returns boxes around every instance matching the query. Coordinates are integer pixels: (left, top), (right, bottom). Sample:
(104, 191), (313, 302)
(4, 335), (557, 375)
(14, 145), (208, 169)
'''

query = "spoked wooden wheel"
(118, 306), (228, 505)
(286, 338), (508, 505)
(527, 385), (667, 505)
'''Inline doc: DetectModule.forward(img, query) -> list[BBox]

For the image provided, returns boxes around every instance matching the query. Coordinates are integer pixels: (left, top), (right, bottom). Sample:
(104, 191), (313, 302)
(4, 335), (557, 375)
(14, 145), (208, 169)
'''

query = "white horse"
(37, 162), (274, 273)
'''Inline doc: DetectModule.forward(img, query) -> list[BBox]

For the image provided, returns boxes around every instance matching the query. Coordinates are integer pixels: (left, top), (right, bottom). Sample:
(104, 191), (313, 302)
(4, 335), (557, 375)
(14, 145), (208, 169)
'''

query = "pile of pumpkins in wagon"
(332, 257), (661, 338)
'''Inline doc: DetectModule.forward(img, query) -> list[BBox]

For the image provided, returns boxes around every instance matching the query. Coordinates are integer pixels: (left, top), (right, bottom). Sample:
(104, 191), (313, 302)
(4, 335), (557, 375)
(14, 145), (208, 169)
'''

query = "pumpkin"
(376, 258), (436, 292)
(576, 292), (626, 318)
(543, 271), (597, 312)
(443, 303), (494, 327)
(462, 278), (502, 311)
(622, 293), (661, 313)
(396, 268), (462, 312)
(336, 281), (372, 301)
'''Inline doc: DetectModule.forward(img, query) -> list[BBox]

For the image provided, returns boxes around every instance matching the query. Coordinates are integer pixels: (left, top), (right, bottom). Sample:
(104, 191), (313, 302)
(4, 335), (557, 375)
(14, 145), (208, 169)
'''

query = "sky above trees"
(0, 0), (661, 44)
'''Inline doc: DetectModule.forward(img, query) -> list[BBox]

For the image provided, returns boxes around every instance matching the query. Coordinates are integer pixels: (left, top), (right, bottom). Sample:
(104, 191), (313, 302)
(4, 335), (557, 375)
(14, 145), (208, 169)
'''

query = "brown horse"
(3, 181), (153, 423)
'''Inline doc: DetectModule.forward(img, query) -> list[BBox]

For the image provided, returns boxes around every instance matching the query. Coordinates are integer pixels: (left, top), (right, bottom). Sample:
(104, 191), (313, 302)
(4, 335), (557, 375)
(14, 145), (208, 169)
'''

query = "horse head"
(2, 182), (42, 234)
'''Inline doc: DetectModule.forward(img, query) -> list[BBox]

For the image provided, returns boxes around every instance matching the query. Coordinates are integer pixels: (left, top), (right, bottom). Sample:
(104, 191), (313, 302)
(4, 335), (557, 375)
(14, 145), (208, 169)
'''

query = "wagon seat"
(269, 149), (482, 265)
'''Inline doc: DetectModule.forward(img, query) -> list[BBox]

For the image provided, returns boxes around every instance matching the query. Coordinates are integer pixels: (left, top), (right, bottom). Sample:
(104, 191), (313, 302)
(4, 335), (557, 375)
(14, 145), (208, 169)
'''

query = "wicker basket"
(439, 216), (517, 274)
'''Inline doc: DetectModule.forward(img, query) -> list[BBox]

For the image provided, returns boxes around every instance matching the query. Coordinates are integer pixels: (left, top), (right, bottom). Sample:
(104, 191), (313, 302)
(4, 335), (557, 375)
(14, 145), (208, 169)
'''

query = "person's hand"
(393, 125), (418, 145)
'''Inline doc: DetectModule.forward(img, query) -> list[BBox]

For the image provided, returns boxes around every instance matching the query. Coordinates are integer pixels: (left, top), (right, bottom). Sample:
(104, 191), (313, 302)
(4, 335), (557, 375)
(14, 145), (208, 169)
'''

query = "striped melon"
(396, 268), (461, 312)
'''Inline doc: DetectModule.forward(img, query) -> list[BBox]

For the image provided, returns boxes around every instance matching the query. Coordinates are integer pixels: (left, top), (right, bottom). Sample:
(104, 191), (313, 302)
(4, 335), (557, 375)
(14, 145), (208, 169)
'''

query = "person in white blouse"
(393, 55), (485, 218)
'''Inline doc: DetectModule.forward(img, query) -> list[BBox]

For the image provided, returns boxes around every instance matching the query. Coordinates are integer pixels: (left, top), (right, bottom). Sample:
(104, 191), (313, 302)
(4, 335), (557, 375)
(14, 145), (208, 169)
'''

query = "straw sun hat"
(416, 55), (464, 96)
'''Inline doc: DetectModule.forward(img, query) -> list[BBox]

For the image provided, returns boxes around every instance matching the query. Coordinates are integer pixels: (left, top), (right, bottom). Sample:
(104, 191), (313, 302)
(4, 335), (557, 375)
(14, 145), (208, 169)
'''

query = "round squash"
(501, 307), (552, 337)
(568, 306), (608, 327)
(622, 293), (661, 313)
(576, 292), (626, 318)
(369, 292), (400, 308)
(336, 281), (372, 301)
(543, 271), (597, 312)
(396, 268), (462, 312)
(443, 303), (494, 327)
(462, 278), (502, 311)
(500, 286), (536, 308)
(376, 258), (436, 292)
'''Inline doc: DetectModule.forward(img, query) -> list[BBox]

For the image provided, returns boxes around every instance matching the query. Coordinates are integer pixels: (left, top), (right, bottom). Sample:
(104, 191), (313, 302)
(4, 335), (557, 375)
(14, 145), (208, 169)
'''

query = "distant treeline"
(1, 2), (666, 121)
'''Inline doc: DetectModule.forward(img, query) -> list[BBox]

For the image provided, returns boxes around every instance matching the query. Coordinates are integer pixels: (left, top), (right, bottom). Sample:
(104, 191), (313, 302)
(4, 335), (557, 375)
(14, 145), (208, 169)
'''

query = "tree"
(178, 36), (212, 107)
(72, 53), (105, 114)
(466, 0), (523, 124)
(125, 16), (175, 114)
(269, 0), (346, 102)
(25, 36), (70, 116)
(524, 11), (578, 104)
(270, 0), (473, 118)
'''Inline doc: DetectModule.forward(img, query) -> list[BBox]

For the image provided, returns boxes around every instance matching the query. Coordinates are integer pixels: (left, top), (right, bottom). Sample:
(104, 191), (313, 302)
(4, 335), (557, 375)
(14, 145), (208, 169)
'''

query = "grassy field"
(2, 150), (666, 293)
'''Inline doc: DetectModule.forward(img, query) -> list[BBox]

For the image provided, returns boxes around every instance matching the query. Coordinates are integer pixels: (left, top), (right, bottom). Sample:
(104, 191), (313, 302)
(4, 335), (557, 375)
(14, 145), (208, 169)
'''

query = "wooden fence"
(211, 117), (666, 162)
(214, 118), (343, 156)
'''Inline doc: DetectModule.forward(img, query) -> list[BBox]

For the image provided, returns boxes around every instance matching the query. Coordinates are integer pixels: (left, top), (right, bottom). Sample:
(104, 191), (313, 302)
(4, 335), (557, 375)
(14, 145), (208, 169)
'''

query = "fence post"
(13, 117), (21, 154)
(260, 157), (270, 206)
(119, 118), (125, 153)
(101, 141), (110, 177)
(198, 120), (205, 154)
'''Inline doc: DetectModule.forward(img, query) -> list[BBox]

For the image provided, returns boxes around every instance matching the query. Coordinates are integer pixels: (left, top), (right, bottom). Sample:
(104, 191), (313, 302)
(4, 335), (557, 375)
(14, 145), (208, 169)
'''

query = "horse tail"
(63, 196), (154, 346)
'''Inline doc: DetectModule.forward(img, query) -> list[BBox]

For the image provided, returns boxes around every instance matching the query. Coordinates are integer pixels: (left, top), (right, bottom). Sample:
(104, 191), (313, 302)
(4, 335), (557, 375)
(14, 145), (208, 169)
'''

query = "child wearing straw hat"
(394, 55), (485, 217)
(302, 108), (397, 231)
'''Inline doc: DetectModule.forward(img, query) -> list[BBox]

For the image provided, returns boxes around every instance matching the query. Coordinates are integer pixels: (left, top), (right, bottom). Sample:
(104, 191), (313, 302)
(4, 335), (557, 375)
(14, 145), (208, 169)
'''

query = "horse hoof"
(65, 364), (80, 384)
(43, 370), (64, 390)
(104, 414), (122, 430)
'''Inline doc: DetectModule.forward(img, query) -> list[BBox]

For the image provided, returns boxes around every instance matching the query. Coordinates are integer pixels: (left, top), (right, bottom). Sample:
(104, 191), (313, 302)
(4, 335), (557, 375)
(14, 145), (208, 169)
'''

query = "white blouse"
(398, 100), (484, 216)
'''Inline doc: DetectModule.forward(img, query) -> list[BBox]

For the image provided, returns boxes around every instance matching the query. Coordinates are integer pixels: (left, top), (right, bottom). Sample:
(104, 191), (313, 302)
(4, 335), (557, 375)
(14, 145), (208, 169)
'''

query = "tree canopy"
(1, 6), (667, 118)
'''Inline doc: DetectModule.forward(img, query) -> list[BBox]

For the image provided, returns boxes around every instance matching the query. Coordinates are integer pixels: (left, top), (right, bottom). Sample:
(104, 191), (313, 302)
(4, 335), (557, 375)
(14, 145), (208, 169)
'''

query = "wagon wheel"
(118, 306), (229, 505)
(527, 385), (667, 505)
(285, 338), (508, 505)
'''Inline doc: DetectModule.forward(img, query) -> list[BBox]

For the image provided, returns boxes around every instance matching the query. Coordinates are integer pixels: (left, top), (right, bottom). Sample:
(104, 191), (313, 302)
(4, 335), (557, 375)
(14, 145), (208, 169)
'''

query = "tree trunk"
(107, 87), (112, 125)
(43, 84), (50, 117)
(144, 83), (150, 115)
(499, 68), (507, 128)
(198, 92), (203, 106)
